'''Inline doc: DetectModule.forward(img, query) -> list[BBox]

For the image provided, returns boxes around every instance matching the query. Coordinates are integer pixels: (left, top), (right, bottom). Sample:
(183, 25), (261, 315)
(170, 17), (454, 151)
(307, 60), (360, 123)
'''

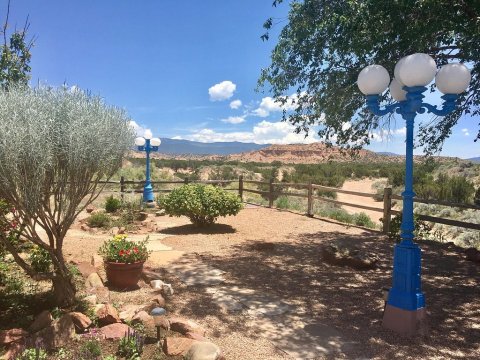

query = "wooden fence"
(101, 176), (480, 234)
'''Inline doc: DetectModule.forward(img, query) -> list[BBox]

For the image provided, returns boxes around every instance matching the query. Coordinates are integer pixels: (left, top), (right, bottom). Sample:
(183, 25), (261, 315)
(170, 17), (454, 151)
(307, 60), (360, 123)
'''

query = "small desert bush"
(105, 195), (122, 213)
(160, 184), (243, 226)
(87, 212), (112, 228)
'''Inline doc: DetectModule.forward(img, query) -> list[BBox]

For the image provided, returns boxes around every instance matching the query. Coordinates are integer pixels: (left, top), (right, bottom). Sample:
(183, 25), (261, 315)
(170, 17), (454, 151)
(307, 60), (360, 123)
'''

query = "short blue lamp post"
(135, 130), (161, 203)
(357, 53), (471, 335)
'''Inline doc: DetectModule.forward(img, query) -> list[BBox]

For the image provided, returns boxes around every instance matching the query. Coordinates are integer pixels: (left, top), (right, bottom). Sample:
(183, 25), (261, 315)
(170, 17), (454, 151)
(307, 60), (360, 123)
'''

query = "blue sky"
(5, 0), (478, 158)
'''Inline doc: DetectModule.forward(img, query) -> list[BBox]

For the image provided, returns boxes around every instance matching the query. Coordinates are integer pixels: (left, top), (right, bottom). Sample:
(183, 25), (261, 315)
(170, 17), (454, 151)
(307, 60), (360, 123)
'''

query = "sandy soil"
(337, 178), (385, 223)
(63, 207), (480, 360)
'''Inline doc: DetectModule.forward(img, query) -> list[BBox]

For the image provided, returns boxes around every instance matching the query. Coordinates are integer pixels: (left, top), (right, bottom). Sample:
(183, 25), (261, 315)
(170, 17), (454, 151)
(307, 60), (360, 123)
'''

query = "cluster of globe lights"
(357, 53), (471, 101)
(134, 129), (161, 148)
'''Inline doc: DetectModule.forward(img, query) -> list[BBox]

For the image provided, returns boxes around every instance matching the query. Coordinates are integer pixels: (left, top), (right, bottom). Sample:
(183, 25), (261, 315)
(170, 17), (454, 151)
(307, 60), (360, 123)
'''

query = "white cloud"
(177, 120), (318, 145)
(370, 127), (406, 142)
(229, 99), (242, 109)
(252, 94), (299, 117)
(221, 116), (246, 124)
(129, 120), (151, 137)
(461, 128), (470, 136)
(208, 81), (236, 101)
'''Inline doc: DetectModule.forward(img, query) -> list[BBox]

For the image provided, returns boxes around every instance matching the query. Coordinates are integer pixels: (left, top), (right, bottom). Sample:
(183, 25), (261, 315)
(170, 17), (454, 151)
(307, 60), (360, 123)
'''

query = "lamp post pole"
(358, 54), (471, 335)
(135, 130), (161, 203)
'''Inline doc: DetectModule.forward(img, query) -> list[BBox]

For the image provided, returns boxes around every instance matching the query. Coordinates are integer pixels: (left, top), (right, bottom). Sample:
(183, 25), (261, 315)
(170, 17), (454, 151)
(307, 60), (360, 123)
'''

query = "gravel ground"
(64, 206), (480, 360)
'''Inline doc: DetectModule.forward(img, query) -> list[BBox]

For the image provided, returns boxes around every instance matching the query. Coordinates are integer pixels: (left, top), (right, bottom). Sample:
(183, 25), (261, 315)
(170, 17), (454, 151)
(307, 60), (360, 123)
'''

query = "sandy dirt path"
(337, 178), (385, 223)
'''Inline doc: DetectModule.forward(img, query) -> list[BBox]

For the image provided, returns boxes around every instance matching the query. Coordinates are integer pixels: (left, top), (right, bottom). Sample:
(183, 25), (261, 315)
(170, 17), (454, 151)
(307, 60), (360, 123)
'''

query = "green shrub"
(87, 212), (112, 228)
(160, 184), (243, 226)
(80, 339), (102, 360)
(29, 246), (52, 273)
(118, 329), (144, 359)
(18, 348), (48, 360)
(275, 196), (290, 209)
(353, 212), (376, 228)
(105, 195), (122, 213)
(388, 213), (433, 242)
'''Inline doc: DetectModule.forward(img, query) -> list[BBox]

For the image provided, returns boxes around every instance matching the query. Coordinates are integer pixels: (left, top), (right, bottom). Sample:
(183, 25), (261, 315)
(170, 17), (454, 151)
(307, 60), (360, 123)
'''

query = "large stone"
(163, 337), (196, 356)
(0, 329), (28, 345)
(100, 323), (132, 340)
(151, 294), (166, 307)
(77, 262), (97, 278)
(150, 279), (165, 289)
(86, 206), (95, 213)
(184, 342), (224, 360)
(169, 318), (206, 336)
(69, 312), (92, 333)
(96, 304), (120, 326)
(91, 254), (104, 269)
(29, 310), (53, 333)
(86, 272), (104, 288)
(88, 286), (110, 303)
(321, 243), (378, 270)
(131, 311), (155, 330)
(2, 341), (24, 360)
(119, 305), (143, 322)
(185, 332), (207, 341)
(33, 314), (76, 350)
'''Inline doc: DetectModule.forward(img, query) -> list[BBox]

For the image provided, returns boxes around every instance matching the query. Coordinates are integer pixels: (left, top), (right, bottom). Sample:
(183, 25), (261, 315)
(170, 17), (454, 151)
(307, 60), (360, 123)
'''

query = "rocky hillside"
(227, 142), (460, 164)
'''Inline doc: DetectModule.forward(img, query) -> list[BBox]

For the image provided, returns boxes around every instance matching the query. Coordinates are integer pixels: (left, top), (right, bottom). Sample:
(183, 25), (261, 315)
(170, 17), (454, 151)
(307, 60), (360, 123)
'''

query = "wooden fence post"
(238, 175), (244, 201)
(307, 182), (314, 217)
(184, 177), (189, 185)
(120, 176), (125, 201)
(268, 178), (274, 208)
(383, 187), (392, 234)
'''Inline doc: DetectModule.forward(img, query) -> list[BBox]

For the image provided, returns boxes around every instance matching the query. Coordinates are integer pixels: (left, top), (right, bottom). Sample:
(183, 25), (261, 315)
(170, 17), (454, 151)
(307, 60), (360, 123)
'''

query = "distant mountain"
(156, 138), (269, 155)
(467, 157), (480, 163)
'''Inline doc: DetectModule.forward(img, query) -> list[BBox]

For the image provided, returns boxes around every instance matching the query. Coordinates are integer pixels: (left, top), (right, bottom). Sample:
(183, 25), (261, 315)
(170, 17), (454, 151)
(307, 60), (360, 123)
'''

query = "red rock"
(131, 311), (154, 329)
(185, 332), (207, 341)
(88, 286), (110, 304)
(29, 310), (53, 333)
(3, 341), (24, 360)
(151, 294), (166, 307)
(96, 304), (120, 326)
(85, 272), (103, 288)
(76, 262), (97, 278)
(465, 247), (480, 263)
(169, 317), (206, 336)
(163, 337), (196, 356)
(0, 329), (28, 345)
(100, 323), (132, 340)
(81, 224), (90, 231)
(91, 254), (104, 269)
(69, 312), (92, 333)
(32, 314), (75, 350)
(86, 206), (95, 213)
(142, 268), (162, 281)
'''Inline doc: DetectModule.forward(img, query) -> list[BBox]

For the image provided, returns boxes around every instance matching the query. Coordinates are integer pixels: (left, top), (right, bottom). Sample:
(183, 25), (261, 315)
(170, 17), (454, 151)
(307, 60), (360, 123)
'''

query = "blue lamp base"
(383, 305), (427, 336)
(382, 242), (428, 335)
(143, 183), (154, 203)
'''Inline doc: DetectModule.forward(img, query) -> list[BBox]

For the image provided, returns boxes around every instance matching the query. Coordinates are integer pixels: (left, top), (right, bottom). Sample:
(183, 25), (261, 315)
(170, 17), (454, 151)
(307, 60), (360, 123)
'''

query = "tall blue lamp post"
(135, 130), (161, 204)
(357, 53), (471, 335)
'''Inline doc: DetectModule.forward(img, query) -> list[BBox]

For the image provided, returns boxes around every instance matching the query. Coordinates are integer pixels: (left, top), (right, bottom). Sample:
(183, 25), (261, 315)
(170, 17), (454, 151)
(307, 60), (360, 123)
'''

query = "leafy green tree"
(259, 0), (479, 154)
(0, 0), (33, 89)
(0, 86), (135, 306)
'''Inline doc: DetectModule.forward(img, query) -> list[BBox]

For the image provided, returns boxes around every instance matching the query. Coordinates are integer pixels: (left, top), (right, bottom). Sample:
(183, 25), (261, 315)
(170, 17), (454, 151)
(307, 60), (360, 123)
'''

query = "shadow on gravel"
(199, 230), (480, 359)
(161, 223), (236, 235)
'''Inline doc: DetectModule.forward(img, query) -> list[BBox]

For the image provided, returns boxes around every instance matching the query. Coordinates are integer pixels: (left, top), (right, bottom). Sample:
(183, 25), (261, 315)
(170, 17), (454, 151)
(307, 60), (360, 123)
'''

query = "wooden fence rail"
(100, 176), (479, 234)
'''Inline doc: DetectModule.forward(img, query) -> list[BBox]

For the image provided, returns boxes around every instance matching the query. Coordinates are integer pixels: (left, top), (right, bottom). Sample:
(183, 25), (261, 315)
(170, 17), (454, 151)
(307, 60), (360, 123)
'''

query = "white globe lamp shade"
(357, 65), (390, 95)
(389, 78), (407, 101)
(397, 53), (437, 87)
(144, 129), (153, 140)
(135, 137), (146, 146)
(150, 138), (161, 146)
(435, 63), (471, 94)
(394, 57), (407, 80)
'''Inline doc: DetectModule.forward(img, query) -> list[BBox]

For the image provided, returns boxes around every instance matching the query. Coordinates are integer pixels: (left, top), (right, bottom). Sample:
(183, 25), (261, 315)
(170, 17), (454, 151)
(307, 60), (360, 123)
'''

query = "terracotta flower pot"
(105, 261), (144, 289)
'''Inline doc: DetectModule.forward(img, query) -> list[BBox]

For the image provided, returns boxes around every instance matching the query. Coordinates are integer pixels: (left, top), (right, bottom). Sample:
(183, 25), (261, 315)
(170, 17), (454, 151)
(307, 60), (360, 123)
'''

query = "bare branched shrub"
(0, 85), (135, 305)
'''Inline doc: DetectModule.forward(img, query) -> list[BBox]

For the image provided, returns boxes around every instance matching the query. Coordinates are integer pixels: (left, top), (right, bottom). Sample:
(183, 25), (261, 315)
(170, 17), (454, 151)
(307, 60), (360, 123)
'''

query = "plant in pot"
(98, 234), (150, 288)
